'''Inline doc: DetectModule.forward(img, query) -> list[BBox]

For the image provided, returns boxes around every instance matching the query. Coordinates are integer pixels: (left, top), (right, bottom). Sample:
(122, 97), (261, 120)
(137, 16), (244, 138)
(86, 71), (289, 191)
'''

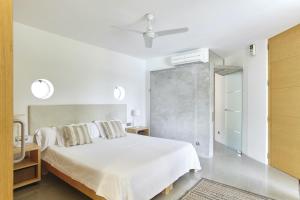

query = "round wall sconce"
(31, 79), (54, 99)
(114, 86), (125, 101)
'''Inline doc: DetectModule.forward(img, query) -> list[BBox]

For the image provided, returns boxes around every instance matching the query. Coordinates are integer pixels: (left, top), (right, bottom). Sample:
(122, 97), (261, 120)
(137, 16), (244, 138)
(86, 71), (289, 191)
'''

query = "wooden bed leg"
(42, 163), (49, 175)
(162, 184), (173, 195)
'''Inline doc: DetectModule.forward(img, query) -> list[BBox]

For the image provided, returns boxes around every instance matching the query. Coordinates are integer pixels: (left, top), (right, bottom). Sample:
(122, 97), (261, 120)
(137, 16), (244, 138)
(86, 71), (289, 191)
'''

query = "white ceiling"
(14, 0), (300, 59)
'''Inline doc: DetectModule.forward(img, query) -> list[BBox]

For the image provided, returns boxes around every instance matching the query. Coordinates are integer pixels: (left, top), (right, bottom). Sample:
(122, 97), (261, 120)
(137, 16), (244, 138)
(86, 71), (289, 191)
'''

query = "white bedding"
(42, 134), (201, 200)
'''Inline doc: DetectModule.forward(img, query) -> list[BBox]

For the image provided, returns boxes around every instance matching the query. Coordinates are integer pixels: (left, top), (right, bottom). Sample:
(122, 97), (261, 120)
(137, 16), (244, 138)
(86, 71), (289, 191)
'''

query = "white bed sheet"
(42, 134), (201, 200)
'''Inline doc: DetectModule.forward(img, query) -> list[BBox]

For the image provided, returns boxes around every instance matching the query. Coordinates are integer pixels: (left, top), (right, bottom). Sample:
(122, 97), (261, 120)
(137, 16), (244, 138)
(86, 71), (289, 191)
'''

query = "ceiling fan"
(116, 13), (189, 48)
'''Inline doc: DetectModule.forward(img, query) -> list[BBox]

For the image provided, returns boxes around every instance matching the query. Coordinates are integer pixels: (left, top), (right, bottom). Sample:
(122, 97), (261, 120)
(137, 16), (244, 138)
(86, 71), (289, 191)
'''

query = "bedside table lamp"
(131, 109), (141, 127)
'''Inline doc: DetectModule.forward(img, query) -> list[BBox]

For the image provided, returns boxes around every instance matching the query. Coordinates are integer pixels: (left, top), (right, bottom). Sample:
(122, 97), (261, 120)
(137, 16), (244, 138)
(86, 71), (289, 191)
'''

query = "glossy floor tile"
(14, 142), (299, 200)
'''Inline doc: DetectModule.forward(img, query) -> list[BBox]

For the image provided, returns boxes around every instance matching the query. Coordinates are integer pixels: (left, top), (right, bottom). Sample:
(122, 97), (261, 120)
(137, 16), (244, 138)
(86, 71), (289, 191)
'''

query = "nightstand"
(13, 143), (41, 189)
(126, 127), (150, 136)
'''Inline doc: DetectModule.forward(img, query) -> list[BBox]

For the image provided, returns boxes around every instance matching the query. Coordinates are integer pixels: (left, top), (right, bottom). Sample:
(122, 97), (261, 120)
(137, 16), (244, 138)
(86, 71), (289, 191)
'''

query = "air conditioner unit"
(170, 48), (209, 66)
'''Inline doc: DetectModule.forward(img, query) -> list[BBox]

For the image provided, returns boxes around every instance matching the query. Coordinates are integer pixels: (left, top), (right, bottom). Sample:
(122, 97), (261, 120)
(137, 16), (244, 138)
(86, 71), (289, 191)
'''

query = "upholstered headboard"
(28, 104), (127, 135)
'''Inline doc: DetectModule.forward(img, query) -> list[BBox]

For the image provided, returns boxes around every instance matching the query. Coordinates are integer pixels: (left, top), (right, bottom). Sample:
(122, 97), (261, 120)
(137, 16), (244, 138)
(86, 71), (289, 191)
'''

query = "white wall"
(225, 40), (268, 164)
(214, 74), (225, 144)
(14, 22), (146, 135)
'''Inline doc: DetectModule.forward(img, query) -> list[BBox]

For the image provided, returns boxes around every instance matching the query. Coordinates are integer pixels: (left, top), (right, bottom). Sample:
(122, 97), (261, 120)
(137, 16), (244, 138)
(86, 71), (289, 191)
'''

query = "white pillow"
(34, 127), (58, 151)
(121, 122), (127, 132)
(86, 122), (100, 138)
(56, 126), (66, 146)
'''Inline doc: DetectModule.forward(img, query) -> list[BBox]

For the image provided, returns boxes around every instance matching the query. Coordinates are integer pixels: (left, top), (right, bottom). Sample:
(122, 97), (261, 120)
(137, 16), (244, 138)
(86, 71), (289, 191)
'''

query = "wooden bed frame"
(43, 161), (173, 200)
(31, 105), (174, 199)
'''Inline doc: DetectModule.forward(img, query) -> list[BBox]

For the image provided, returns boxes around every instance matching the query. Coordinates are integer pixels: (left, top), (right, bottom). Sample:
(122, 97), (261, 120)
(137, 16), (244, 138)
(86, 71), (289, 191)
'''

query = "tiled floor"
(14, 142), (299, 200)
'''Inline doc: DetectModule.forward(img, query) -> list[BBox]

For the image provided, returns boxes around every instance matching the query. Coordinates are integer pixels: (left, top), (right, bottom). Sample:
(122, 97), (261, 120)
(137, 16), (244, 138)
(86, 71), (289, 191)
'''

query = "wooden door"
(0, 0), (13, 199)
(269, 24), (300, 179)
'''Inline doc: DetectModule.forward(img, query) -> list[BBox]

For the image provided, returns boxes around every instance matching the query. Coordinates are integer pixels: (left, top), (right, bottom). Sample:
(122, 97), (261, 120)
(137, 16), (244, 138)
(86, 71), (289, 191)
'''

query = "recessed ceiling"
(14, 0), (300, 59)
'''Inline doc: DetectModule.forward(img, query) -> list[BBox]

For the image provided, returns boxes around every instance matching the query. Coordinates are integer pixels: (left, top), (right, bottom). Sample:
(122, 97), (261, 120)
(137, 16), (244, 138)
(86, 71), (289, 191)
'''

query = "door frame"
(0, 0), (13, 199)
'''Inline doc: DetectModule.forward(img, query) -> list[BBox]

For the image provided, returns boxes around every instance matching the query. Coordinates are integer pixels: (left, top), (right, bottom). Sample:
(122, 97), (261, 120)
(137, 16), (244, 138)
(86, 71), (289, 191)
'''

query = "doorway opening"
(214, 65), (243, 156)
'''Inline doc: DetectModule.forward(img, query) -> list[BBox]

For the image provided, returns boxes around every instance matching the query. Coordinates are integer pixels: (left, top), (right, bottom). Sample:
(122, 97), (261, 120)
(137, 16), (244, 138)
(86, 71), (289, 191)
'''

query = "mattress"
(42, 133), (201, 200)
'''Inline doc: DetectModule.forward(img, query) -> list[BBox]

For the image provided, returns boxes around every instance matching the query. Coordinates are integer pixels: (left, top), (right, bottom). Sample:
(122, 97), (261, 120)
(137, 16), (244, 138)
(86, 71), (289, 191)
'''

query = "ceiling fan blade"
(155, 27), (189, 37)
(111, 26), (143, 34)
(123, 15), (147, 27)
(143, 35), (153, 48)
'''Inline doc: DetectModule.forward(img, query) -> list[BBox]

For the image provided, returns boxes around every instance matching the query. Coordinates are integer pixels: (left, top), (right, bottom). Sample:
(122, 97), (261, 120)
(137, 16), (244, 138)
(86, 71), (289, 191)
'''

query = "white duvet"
(42, 134), (201, 200)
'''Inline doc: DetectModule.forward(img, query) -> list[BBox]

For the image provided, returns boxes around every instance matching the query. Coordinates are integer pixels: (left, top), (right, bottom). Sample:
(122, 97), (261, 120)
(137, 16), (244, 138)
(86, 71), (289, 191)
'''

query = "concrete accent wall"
(150, 63), (211, 157)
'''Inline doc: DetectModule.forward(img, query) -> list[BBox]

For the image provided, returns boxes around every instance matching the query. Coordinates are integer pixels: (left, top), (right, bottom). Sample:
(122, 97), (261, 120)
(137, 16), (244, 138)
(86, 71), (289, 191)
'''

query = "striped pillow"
(100, 121), (127, 139)
(93, 121), (108, 138)
(63, 124), (92, 147)
(110, 120), (127, 137)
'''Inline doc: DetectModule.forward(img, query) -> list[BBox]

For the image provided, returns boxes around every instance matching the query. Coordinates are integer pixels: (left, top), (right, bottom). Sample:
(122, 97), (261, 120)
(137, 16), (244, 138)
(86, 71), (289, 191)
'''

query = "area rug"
(180, 178), (275, 200)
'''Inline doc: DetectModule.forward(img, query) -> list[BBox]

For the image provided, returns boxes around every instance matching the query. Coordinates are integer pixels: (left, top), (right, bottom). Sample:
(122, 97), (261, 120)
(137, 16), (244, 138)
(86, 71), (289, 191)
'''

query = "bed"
(29, 105), (201, 200)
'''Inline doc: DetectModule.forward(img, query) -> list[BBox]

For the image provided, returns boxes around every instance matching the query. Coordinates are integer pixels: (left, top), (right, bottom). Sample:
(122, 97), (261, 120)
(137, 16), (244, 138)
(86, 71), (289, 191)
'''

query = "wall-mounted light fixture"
(31, 79), (54, 99)
(114, 86), (125, 101)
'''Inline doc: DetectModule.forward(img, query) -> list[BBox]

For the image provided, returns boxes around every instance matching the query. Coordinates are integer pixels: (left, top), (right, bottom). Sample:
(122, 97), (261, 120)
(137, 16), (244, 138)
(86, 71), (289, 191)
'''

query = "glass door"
(224, 72), (242, 153)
